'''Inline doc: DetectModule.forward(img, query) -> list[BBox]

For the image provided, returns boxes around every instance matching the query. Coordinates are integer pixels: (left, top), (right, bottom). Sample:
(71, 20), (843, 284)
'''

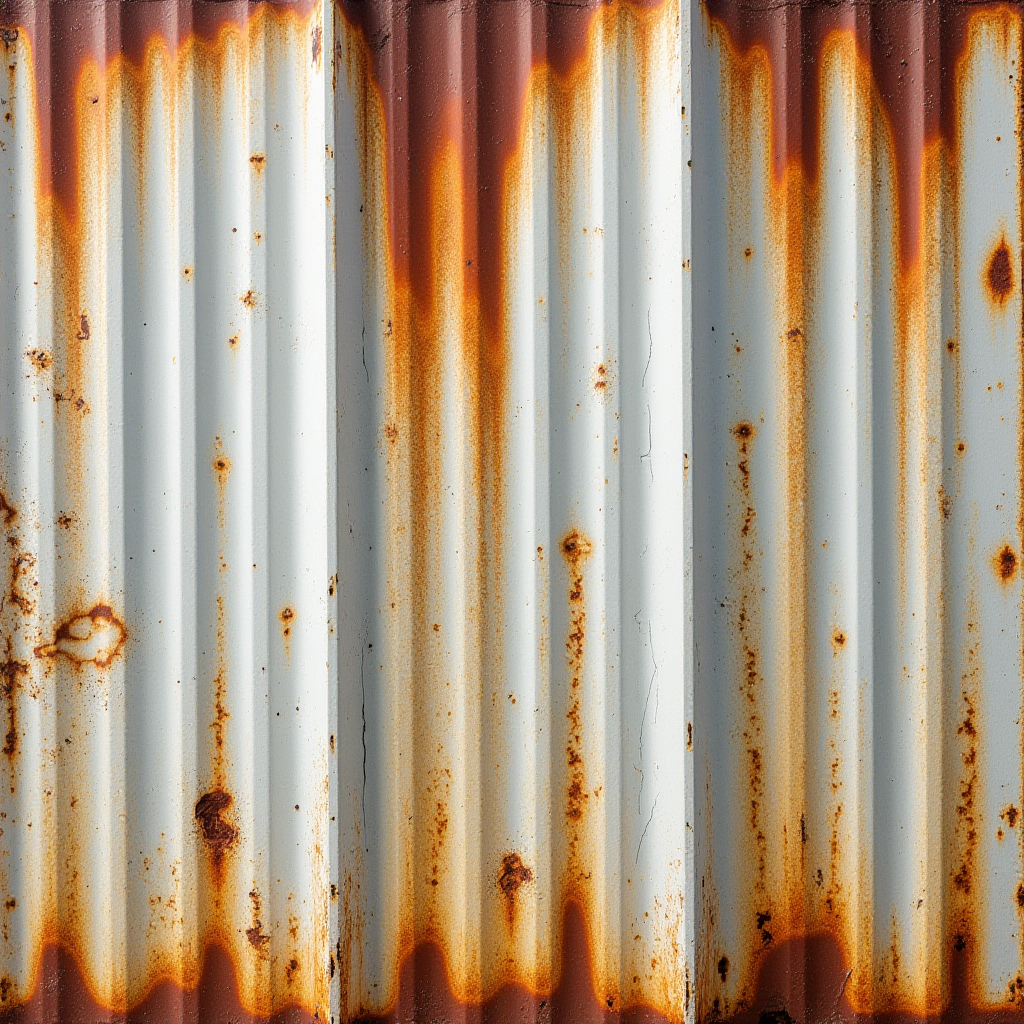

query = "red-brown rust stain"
(182, 265), (194, 281)
(0, 944), (321, 1024)
(993, 543), (1018, 583)
(0, 649), (27, 774)
(228, 332), (239, 350)
(246, 888), (270, 954)
(829, 628), (846, 653)
(33, 604), (126, 668)
(701, 0), (1015, 269)
(240, 289), (257, 309)
(194, 789), (238, 870)
(1003, 804), (1019, 828)
(249, 152), (266, 172)
(345, 901), (673, 1024)
(278, 604), (295, 659)
(561, 528), (593, 838)
(986, 237), (1014, 307)
(497, 852), (533, 929)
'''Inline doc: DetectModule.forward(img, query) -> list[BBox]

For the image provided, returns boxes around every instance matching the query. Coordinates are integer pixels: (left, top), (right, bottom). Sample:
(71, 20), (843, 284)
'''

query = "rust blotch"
(993, 543), (1017, 583)
(497, 852), (533, 928)
(560, 528), (593, 831)
(240, 289), (257, 309)
(830, 628), (846, 652)
(194, 789), (238, 867)
(249, 152), (266, 171)
(34, 604), (126, 668)
(986, 238), (1014, 306)
(24, 349), (52, 372)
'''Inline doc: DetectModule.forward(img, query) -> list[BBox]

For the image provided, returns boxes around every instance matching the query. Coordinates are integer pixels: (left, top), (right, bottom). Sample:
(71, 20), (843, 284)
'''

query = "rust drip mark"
(731, 419), (769, 902)
(25, 349), (51, 372)
(194, 789), (238, 868)
(34, 605), (125, 668)
(279, 606), (295, 659)
(249, 153), (266, 172)
(561, 528), (593, 832)
(0, 652), (27, 770)
(246, 888), (270, 954)
(994, 543), (1018, 583)
(0, 494), (13, 528)
(986, 238), (1014, 307)
(497, 852), (533, 929)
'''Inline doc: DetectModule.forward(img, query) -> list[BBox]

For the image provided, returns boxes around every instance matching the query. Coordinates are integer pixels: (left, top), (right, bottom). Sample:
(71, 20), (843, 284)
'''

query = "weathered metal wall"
(9, 0), (1024, 1023)
(0, 1), (691, 1022)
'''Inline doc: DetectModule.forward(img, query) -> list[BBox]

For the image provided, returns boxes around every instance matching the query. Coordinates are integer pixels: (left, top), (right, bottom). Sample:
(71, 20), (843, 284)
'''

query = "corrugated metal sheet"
(6, 0), (1024, 1022)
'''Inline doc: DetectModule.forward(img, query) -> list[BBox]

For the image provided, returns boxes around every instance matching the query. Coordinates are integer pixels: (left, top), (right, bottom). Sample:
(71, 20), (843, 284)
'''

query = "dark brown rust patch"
(75, 314), (89, 341)
(250, 153), (266, 172)
(0, 652), (27, 770)
(240, 289), (257, 309)
(24, 349), (51, 372)
(1003, 805), (1019, 828)
(228, 333), (239, 349)
(987, 239), (1014, 306)
(560, 528), (593, 831)
(34, 604), (125, 668)
(994, 544), (1018, 583)
(246, 888), (270, 953)
(717, 955), (729, 983)
(182, 265), (194, 281)
(194, 789), (238, 867)
(1017, 883), (1024, 909)
(0, 494), (14, 528)
(830, 628), (846, 652)
(497, 852), (533, 928)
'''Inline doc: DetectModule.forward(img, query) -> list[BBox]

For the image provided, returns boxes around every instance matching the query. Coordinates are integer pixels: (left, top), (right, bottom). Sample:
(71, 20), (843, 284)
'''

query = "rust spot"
(285, 958), (299, 984)
(182, 265), (193, 280)
(830, 628), (846, 652)
(560, 528), (593, 830)
(194, 789), (238, 866)
(497, 852), (533, 927)
(994, 544), (1018, 583)
(1016, 883), (1024, 909)
(213, 454), (232, 484)
(75, 314), (89, 341)
(250, 153), (266, 171)
(733, 421), (754, 441)
(987, 239), (1014, 305)
(253, 232), (262, 244)
(0, 494), (13, 527)
(228, 333), (239, 349)
(25, 349), (52, 372)
(279, 606), (295, 640)
(1003, 805), (1019, 827)
(956, 441), (966, 454)
(0, 977), (10, 1003)
(743, 246), (753, 259)
(0, 28), (18, 46)
(383, 422), (398, 444)
(34, 604), (126, 668)
(241, 289), (257, 309)
(947, 338), (957, 353)
(594, 364), (608, 392)
(686, 722), (692, 750)
(56, 512), (76, 529)
(717, 956), (729, 983)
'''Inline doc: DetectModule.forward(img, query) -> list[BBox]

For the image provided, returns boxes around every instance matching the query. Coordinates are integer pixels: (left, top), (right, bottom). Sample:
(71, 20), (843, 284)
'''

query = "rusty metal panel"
(693, 2), (1024, 1022)
(0, 0), (693, 1022)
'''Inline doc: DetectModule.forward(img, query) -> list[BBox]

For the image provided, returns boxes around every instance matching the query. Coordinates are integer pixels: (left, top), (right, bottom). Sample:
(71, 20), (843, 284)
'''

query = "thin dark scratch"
(637, 613), (659, 815)
(640, 406), (653, 479)
(643, 308), (654, 389)
(360, 638), (368, 848)
(636, 793), (658, 865)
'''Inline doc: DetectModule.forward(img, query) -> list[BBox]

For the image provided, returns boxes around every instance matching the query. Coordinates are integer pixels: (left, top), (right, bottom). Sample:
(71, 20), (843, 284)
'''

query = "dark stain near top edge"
(700, 0), (1019, 267)
(336, 0), (666, 324)
(0, 1), (318, 224)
